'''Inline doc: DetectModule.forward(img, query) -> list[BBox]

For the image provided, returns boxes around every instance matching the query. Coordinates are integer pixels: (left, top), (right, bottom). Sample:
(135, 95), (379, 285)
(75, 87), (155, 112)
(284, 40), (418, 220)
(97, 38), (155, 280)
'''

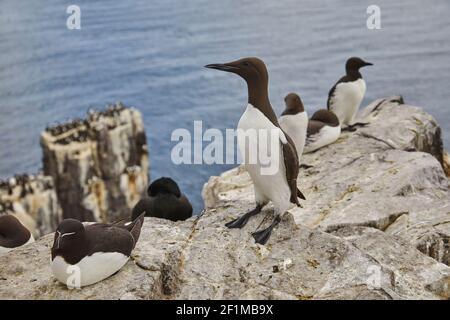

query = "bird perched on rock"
(304, 109), (341, 153)
(205, 57), (305, 245)
(327, 57), (373, 130)
(131, 177), (192, 222)
(279, 93), (308, 162)
(51, 213), (145, 288)
(0, 215), (35, 255)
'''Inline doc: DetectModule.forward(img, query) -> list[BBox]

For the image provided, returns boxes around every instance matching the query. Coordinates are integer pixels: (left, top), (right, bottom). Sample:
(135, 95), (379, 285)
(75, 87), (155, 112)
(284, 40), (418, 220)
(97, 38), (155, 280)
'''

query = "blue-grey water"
(1, 0), (449, 213)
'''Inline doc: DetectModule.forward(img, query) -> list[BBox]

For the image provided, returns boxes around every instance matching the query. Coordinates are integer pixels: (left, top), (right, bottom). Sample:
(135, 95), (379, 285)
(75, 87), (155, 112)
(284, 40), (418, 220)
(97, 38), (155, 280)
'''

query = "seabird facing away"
(304, 109), (341, 153)
(131, 177), (193, 222)
(0, 215), (35, 255)
(51, 213), (145, 288)
(205, 57), (306, 245)
(327, 57), (373, 130)
(279, 93), (308, 162)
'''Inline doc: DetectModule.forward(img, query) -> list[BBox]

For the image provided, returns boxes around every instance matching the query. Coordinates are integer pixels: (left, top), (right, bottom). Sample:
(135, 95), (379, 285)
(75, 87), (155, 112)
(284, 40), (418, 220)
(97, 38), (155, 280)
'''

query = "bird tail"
(290, 188), (306, 207)
(113, 213), (145, 248)
(297, 188), (306, 200)
(129, 212), (145, 248)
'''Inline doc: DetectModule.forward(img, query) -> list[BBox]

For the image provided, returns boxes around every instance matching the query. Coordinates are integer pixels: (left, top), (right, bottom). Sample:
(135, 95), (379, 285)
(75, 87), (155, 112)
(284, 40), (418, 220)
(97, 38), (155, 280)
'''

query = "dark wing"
(327, 75), (347, 110)
(306, 120), (326, 144)
(128, 213), (145, 247)
(280, 131), (305, 205)
(86, 224), (134, 257)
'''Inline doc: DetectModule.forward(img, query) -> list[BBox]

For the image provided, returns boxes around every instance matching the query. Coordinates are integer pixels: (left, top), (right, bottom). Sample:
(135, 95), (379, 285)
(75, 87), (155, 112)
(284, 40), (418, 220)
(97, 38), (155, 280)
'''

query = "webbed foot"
(225, 205), (262, 229)
(251, 215), (281, 245)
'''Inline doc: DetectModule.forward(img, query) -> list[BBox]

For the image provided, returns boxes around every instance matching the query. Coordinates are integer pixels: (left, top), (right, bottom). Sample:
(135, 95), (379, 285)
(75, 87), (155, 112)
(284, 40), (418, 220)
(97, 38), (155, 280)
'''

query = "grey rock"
(0, 217), (195, 299)
(1, 97), (449, 300)
(1, 213), (449, 299)
(203, 97), (450, 269)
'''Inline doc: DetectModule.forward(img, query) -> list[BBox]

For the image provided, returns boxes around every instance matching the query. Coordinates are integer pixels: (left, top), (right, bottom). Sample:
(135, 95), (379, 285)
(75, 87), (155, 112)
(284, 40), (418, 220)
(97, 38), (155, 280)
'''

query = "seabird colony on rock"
(1, 56), (372, 288)
(204, 56), (372, 244)
(44, 102), (128, 145)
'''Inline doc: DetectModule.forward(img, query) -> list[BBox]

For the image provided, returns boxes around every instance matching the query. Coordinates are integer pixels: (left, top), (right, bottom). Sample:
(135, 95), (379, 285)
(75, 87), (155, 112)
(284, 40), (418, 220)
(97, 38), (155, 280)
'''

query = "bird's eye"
(242, 61), (250, 66)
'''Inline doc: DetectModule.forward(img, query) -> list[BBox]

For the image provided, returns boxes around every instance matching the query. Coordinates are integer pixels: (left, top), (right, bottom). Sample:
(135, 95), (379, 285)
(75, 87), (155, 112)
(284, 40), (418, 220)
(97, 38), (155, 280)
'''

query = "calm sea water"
(1, 0), (449, 213)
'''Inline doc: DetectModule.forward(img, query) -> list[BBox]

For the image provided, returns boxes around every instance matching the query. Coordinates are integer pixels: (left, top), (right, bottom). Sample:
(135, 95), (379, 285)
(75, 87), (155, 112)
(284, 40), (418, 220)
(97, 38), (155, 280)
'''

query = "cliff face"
(0, 103), (150, 237)
(1, 97), (449, 300)
(41, 103), (149, 223)
(0, 174), (61, 238)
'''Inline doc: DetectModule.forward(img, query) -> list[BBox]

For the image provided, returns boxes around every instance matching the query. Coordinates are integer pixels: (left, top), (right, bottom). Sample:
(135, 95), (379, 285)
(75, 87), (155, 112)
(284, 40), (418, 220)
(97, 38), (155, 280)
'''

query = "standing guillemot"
(304, 109), (341, 153)
(51, 213), (145, 288)
(0, 215), (35, 255)
(279, 93), (308, 162)
(327, 57), (373, 130)
(131, 177), (193, 221)
(205, 57), (306, 245)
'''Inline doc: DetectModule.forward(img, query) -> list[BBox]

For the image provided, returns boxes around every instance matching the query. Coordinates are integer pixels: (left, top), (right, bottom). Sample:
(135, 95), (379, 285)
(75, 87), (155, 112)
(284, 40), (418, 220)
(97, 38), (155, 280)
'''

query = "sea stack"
(131, 177), (193, 221)
(327, 57), (373, 130)
(279, 93), (308, 161)
(41, 103), (149, 223)
(205, 57), (305, 245)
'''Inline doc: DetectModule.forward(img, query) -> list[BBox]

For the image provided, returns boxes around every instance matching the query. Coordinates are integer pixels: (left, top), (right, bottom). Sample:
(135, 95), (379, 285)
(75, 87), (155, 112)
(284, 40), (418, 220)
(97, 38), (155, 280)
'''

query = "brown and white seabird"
(51, 213), (145, 287)
(205, 57), (306, 245)
(0, 215), (34, 255)
(279, 93), (308, 162)
(131, 177), (193, 222)
(304, 109), (341, 153)
(327, 57), (373, 130)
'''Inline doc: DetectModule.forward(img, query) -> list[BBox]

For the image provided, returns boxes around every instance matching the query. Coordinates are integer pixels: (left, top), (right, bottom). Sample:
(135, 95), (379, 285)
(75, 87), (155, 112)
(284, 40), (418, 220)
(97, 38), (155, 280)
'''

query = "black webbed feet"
(251, 215), (281, 245)
(225, 214), (251, 229)
(225, 206), (262, 229)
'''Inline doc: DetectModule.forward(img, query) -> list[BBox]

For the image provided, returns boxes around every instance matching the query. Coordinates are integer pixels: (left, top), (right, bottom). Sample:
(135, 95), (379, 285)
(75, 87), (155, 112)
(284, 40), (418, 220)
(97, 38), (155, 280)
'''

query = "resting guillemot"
(279, 93), (308, 162)
(304, 109), (341, 153)
(131, 177), (193, 221)
(327, 57), (373, 130)
(51, 213), (145, 287)
(205, 57), (306, 245)
(0, 215), (34, 255)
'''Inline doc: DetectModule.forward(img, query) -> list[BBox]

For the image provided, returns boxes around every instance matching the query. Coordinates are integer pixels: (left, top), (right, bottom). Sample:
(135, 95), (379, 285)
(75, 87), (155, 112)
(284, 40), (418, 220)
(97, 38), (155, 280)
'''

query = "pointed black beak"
(363, 61), (373, 67)
(204, 63), (239, 72)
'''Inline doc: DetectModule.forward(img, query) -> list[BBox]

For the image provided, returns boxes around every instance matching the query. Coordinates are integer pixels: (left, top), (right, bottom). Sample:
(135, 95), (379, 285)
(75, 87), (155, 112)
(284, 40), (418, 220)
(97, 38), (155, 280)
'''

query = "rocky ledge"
(1, 97), (449, 300)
